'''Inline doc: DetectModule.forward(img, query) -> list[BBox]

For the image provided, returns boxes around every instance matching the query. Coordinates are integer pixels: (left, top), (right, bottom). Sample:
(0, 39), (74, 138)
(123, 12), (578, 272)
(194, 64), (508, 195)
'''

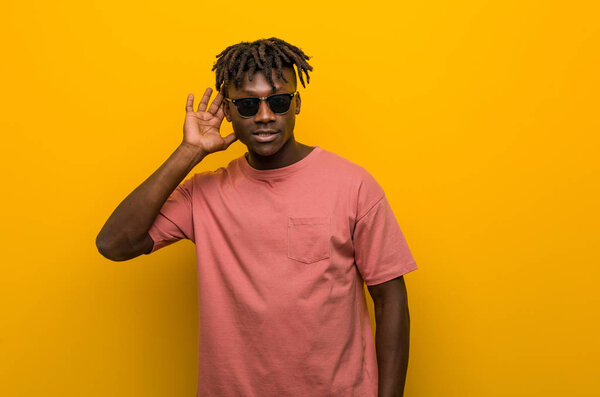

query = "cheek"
(285, 115), (296, 132)
(231, 118), (246, 131)
(231, 120), (252, 140)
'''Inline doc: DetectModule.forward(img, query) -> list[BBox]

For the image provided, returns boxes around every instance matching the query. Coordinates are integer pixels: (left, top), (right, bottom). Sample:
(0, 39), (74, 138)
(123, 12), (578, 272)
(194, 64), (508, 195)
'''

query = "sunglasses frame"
(224, 92), (298, 118)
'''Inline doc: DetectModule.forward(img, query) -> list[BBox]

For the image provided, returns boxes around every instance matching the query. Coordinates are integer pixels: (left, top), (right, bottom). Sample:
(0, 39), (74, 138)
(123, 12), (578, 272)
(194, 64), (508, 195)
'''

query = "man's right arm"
(96, 88), (236, 261)
(95, 143), (206, 261)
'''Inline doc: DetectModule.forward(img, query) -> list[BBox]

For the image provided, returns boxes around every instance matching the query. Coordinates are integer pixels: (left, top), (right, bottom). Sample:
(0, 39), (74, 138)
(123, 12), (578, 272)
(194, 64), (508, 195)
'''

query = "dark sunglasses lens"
(267, 94), (292, 113)
(235, 98), (260, 117)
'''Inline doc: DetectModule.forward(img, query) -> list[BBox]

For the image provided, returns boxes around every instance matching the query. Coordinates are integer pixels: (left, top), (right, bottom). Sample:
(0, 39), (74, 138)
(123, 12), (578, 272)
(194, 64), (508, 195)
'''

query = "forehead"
(230, 67), (296, 96)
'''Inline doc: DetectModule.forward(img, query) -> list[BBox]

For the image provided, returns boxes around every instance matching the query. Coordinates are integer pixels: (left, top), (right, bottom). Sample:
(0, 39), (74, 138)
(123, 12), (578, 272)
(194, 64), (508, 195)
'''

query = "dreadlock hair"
(212, 37), (313, 95)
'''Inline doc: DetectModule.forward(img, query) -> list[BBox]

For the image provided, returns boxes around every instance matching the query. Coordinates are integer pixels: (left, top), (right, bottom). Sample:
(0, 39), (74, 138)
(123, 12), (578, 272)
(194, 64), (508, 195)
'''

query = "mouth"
(252, 130), (279, 143)
(253, 130), (279, 136)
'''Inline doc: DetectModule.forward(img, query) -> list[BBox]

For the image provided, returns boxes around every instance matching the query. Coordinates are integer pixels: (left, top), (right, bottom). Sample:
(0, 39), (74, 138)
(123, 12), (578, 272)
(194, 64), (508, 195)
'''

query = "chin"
(251, 144), (283, 157)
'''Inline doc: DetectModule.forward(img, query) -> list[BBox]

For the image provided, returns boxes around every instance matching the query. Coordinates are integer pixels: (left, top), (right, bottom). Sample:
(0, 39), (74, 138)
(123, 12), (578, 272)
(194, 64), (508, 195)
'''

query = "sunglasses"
(224, 92), (297, 118)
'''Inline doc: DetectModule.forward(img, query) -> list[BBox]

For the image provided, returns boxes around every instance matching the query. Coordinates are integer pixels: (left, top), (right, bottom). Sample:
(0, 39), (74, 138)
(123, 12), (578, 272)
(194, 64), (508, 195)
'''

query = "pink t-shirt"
(146, 146), (417, 397)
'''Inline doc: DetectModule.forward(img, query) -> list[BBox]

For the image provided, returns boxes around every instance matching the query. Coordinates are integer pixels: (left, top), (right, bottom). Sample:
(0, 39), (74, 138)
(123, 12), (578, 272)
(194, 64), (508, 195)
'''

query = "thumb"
(223, 132), (238, 148)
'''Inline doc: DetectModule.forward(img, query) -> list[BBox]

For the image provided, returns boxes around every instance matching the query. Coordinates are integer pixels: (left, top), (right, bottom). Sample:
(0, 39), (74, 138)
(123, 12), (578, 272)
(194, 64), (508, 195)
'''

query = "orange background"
(1, 0), (598, 395)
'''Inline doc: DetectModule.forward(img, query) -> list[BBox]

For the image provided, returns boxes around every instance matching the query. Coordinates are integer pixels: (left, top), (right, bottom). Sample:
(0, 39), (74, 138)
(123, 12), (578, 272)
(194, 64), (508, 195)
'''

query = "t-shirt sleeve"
(145, 175), (195, 254)
(353, 172), (417, 286)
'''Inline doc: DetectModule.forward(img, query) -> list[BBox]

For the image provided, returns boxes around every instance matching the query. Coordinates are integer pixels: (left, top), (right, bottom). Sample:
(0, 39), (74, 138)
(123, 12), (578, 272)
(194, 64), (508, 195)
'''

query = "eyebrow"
(240, 86), (286, 95)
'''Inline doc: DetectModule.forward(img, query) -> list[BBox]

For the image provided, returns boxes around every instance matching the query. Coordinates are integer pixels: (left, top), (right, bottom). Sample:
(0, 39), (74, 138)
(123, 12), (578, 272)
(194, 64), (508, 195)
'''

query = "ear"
(295, 92), (301, 115)
(222, 98), (232, 122)
(223, 104), (232, 122)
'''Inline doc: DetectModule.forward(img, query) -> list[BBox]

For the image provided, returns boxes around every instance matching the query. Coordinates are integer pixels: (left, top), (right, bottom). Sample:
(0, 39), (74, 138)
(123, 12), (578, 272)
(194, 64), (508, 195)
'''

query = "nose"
(253, 99), (277, 123)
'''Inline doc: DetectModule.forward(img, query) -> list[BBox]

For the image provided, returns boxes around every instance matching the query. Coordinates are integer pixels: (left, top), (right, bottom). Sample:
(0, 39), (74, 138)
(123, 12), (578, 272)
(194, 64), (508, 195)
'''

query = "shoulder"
(190, 155), (245, 184)
(178, 155), (243, 195)
(318, 148), (384, 194)
(316, 148), (385, 217)
(317, 148), (379, 183)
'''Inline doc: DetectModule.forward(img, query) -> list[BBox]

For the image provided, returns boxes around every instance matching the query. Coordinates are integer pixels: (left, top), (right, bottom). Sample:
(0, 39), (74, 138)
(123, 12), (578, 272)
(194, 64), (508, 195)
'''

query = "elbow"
(96, 231), (151, 262)
(96, 233), (128, 262)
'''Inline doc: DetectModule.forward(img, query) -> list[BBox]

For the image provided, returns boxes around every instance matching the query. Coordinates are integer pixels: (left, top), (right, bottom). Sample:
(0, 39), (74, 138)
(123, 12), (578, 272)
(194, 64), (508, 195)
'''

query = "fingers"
(187, 87), (224, 117)
(207, 90), (224, 115)
(197, 87), (213, 112)
(186, 94), (194, 113)
(215, 103), (225, 122)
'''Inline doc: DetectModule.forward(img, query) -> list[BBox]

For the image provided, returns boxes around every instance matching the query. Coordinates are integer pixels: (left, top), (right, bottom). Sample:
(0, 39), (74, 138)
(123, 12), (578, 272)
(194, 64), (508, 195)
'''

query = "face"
(223, 67), (301, 158)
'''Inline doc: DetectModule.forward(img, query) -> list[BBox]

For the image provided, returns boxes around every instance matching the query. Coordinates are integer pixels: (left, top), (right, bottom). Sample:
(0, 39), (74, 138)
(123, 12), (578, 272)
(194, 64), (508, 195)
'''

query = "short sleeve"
(145, 176), (195, 254)
(353, 173), (417, 286)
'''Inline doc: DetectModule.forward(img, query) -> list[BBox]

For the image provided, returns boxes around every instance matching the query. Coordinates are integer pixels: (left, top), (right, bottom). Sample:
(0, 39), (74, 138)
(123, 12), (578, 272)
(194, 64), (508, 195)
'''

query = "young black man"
(96, 37), (418, 397)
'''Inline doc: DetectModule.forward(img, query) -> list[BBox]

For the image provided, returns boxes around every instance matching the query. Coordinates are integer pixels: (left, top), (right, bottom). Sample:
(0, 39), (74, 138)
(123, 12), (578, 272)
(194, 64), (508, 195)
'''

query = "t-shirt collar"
(238, 146), (322, 181)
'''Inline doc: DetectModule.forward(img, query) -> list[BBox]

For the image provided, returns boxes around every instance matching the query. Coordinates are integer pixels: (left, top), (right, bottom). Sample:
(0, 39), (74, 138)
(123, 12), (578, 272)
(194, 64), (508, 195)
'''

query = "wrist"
(178, 142), (207, 163)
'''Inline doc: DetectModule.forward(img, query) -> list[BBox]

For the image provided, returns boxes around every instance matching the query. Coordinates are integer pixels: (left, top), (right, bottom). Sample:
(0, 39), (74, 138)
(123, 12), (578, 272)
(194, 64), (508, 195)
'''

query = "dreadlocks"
(212, 37), (313, 95)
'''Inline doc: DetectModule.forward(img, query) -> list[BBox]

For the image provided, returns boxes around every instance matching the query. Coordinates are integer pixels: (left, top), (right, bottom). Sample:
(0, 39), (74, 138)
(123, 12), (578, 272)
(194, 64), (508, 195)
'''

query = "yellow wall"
(1, 0), (598, 395)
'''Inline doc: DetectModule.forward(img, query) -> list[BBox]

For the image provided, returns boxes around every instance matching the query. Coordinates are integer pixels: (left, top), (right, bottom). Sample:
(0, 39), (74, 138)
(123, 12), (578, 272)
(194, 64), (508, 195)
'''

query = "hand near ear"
(182, 88), (237, 156)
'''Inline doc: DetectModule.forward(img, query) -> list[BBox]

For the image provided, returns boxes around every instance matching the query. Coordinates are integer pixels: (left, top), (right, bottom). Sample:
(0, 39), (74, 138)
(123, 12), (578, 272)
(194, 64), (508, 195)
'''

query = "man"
(96, 37), (417, 397)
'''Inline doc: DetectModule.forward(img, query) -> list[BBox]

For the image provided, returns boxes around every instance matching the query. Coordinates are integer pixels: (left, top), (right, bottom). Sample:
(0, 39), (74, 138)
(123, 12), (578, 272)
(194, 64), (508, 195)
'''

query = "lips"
(252, 130), (279, 143)
(253, 130), (278, 135)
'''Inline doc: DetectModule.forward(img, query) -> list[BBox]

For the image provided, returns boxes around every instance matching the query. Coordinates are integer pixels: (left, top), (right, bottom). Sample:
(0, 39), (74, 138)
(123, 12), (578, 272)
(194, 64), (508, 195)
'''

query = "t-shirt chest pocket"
(287, 216), (331, 264)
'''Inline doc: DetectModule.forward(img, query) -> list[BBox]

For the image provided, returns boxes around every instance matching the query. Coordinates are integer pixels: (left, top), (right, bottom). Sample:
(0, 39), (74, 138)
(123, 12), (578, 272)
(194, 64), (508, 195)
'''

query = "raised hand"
(182, 88), (237, 155)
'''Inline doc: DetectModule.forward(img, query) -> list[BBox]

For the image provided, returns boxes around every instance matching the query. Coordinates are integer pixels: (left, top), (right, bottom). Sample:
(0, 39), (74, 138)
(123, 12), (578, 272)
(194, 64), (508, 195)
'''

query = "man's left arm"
(367, 275), (411, 397)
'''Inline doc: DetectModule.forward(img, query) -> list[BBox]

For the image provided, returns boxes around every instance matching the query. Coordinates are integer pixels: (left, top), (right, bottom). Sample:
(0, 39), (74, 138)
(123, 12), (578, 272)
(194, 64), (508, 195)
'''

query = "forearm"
(96, 142), (206, 259)
(373, 296), (410, 397)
